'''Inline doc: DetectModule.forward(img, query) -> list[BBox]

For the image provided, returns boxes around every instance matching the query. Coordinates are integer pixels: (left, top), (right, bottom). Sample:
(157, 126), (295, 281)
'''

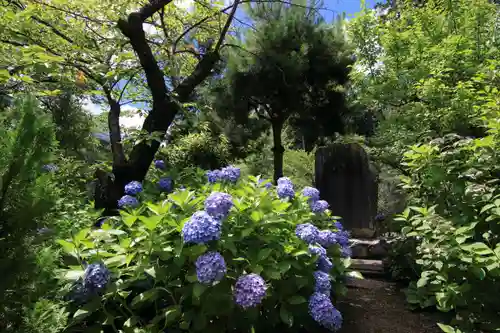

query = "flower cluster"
(154, 159), (166, 170)
(309, 292), (343, 331)
(41, 164), (58, 173)
(83, 262), (111, 293)
(118, 181), (144, 208)
(182, 211), (221, 244)
(277, 177), (295, 199)
(233, 273), (267, 309)
(206, 165), (241, 183)
(302, 186), (320, 202)
(118, 195), (139, 208)
(258, 178), (273, 189)
(295, 216), (347, 330)
(124, 181), (143, 195)
(195, 251), (227, 285)
(302, 186), (329, 213)
(157, 177), (173, 193)
(204, 192), (233, 220)
(296, 223), (320, 244)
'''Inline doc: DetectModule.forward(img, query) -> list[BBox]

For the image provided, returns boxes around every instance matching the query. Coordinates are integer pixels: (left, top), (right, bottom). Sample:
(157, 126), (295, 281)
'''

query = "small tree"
(212, 2), (353, 182)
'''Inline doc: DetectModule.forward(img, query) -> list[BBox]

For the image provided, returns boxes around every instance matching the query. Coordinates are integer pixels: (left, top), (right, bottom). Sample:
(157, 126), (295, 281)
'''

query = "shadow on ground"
(338, 278), (446, 333)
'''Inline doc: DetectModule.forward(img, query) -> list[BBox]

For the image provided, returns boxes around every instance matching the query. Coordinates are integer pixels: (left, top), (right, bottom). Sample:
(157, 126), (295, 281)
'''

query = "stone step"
(350, 259), (386, 276)
(350, 238), (390, 259)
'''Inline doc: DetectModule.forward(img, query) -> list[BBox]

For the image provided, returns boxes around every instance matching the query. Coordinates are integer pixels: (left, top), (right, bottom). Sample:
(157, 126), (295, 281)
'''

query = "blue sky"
(85, 0), (380, 126)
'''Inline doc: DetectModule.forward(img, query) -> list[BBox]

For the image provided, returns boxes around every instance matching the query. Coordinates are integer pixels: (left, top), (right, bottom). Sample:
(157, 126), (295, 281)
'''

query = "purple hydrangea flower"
(41, 164), (58, 172)
(277, 177), (293, 186)
(83, 262), (110, 294)
(277, 182), (295, 199)
(296, 223), (319, 244)
(206, 169), (222, 183)
(333, 221), (344, 231)
(195, 251), (227, 285)
(311, 200), (329, 213)
(234, 273), (267, 309)
(341, 245), (352, 258)
(220, 165), (241, 183)
(313, 271), (331, 295)
(124, 181), (143, 196)
(309, 244), (327, 257)
(302, 186), (320, 202)
(154, 159), (166, 170)
(308, 292), (343, 331)
(258, 179), (272, 189)
(317, 255), (334, 273)
(118, 195), (139, 208)
(182, 211), (221, 244)
(335, 230), (350, 247)
(204, 192), (233, 219)
(317, 230), (337, 248)
(375, 213), (386, 221)
(158, 177), (173, 193)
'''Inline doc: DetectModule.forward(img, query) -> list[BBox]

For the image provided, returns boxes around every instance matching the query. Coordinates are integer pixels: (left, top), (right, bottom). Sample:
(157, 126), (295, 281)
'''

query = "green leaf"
(257, 248), (273, 261)
(56, 239), (76, 254)
(121, 212), (137, 227)
(58, 269), (85, 281)
(280, 305), (293, 327)
(287, 295), (307, 304)
(139, 215), (164, 230)
(470, 267), (486, 280)
(131, 288), (159, 308)
(277, 261), (292, 273)
(192, 283), (206, 298)
(437, 323), (456, 333)
(73, 308), (91, 321)
(164, 305), (182, 326)
(461, 242), (493, 255)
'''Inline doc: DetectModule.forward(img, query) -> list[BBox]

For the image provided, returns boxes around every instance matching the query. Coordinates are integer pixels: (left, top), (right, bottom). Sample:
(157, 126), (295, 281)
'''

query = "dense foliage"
(350, 0), (500, 331)
(56, 168), (353, 332)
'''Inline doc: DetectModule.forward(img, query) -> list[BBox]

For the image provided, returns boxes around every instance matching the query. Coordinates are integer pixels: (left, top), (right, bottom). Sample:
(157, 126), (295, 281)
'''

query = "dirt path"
(338, 278), (445, 333)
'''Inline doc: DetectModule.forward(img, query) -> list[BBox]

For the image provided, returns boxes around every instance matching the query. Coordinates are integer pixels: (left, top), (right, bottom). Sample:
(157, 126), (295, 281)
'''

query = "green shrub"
(394, 60), (500, 331)
(55, 167), (353, 332)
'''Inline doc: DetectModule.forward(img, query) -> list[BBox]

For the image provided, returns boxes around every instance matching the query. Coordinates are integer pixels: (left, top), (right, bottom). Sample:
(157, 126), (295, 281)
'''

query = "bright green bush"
(394, 60), (500, 331)
(55, 167), (353, 332)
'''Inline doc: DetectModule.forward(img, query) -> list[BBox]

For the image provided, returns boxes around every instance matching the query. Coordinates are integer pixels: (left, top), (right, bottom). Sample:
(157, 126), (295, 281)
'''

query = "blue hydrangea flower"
(335, 230), (350, 247)
(182, 211), (221, 244)
(66, 281), (89, 304)
(41, 164), (58, 172)
(204, 192), (233, 219)
(233, 273), (267, 309)
(220, 165), (241, 183)
(296, 223), (319, 244)
(277, 177), (292, 186)
(313, 271), (331, 295)
(277, 182), (295, 199)
(302, 186), (320, 202)
(195, 251), (227, 285)
(158, 177), (173, 193)
(124, 181), (143, 195)
(317, 230), (337, 248)
(154, 159), (166, 170)
(341, 245), (352, 258)
(258, 179), (272, 189)
(311, 200), (329, 213)
(333, 221), (344, 231)
(118, 195), (139, 208)
(308, 292), (343, 331)
(83, 263), (110, 294)
(317, 255), (334, 273)
(309, 244), (327, 258)
(206, 169), (222, 183)
(375, 213), (386, 221)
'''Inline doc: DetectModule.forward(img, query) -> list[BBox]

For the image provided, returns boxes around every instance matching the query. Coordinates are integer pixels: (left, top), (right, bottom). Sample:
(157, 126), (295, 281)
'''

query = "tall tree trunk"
(271, 119), (285, 184)
(93, 0), (240, 214)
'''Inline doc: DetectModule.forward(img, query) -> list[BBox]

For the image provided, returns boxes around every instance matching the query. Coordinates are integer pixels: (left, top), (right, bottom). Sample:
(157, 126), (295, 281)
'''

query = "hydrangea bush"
(55, 165), (355, 333)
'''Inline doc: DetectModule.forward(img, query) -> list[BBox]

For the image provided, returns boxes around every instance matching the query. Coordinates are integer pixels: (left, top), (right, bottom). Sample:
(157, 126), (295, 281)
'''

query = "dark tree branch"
(103, 86), (127, 165)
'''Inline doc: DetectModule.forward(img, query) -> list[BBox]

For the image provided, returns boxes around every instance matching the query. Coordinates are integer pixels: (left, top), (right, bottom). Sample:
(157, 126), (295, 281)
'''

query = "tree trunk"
(271, 119), (285, 184)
